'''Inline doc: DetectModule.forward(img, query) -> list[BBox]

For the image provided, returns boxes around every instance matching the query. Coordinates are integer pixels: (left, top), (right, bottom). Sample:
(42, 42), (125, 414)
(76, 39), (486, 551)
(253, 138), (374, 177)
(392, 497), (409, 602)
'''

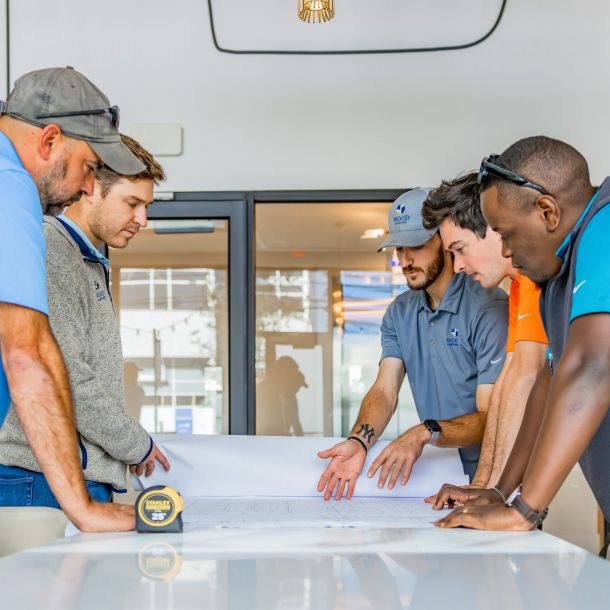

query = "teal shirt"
(570, 204), (610, 321)
(554, 189), (610, 321)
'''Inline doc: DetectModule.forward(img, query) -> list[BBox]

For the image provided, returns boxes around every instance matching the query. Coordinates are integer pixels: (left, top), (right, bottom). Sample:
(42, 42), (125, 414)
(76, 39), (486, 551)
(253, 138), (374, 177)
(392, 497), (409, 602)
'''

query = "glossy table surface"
(0, 527), (609, 610)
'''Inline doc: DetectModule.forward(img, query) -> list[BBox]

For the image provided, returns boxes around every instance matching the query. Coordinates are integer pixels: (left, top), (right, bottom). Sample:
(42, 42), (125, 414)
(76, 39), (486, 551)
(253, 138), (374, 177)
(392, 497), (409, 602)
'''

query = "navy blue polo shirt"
(381, 273), (508, 476)
(0, 132), (48, 426)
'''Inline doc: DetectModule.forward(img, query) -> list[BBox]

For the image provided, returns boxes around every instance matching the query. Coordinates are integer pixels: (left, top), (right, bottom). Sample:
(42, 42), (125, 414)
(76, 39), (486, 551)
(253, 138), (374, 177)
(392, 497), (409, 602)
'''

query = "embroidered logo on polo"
(393, 202), (411, 225)
(446, 327), (460, 347)
(94, 279), (107, 302)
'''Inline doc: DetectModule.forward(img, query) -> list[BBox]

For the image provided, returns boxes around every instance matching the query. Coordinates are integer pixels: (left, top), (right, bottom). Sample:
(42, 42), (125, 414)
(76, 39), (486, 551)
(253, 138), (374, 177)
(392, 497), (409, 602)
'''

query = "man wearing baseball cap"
(317, 188), (508, 500)
(0, 67), (144, 531)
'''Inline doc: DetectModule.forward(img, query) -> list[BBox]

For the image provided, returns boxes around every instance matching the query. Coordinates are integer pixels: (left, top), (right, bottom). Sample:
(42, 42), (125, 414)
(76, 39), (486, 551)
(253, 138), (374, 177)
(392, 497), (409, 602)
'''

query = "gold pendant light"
(298, 0), (335, 23)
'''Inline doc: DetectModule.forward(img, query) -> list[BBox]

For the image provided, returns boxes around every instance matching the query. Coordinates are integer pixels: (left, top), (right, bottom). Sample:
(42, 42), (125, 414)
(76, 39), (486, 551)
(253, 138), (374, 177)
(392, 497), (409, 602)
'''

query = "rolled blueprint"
(136, 435), (467, 499)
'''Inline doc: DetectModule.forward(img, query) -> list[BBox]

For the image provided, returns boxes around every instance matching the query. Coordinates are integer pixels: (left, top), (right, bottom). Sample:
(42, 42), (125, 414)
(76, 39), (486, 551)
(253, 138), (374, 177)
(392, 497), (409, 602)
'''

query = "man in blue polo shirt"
(0, 67), (144, 531)
(317, 188), (508, 500)
(436, 137), (610, 540)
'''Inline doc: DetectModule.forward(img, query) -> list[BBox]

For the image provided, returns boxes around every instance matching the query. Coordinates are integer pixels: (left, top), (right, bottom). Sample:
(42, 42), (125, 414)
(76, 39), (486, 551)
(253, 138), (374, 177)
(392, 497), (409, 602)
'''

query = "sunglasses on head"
(36, 105), (120, 129)
(477, 154), (548, 195)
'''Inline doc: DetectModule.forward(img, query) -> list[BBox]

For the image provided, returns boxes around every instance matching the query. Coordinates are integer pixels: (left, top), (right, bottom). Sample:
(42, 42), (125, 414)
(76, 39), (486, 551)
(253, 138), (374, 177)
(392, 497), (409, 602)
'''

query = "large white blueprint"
(136, 434), (467, 499)
(181, 497), (451, 530)
(131, 435), (467, 530)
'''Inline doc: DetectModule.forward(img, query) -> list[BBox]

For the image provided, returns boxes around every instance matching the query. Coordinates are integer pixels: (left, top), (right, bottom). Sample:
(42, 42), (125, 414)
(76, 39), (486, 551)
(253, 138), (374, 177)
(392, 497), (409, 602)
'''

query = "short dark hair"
(421, 172), (487, 239)
(95, 133), (166, 198)
(482, 136), (590, 207)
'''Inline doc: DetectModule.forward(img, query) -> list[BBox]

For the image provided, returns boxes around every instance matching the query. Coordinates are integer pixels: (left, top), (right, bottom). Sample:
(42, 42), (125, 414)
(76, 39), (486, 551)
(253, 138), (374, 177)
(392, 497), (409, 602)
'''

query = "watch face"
(424, 419), (441, 433)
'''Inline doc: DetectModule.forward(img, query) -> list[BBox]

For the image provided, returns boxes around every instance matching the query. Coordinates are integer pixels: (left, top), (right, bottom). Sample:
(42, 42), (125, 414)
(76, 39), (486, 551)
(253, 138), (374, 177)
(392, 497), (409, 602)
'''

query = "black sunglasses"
(477, 154), (548, 195)
(36, 105), (120, 128)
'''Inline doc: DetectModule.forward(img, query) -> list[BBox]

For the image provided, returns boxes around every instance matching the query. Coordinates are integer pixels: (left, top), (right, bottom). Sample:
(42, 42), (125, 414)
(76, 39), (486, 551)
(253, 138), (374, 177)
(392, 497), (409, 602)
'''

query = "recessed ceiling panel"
(208, 0), (505, 54)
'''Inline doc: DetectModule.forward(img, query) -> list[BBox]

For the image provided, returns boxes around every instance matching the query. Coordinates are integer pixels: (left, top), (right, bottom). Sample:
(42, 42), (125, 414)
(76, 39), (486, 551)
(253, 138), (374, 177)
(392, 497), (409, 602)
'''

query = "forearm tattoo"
(356, 423), (375, 443)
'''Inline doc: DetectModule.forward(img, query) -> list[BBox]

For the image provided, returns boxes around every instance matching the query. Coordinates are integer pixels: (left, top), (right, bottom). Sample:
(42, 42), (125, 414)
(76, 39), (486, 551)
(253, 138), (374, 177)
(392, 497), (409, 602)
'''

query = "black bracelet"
(347, 435), (368, 455)
(510, 488), (549, 527)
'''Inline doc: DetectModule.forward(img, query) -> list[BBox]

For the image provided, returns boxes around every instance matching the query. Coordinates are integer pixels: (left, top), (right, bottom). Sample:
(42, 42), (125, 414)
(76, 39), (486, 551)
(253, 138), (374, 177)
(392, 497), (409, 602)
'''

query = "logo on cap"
(393, 202), (411, 225)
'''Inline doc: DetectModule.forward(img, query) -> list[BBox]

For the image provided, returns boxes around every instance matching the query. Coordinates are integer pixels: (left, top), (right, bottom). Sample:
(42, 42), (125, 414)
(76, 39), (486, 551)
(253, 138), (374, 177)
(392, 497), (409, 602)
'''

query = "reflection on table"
(0, 528), (608, 610)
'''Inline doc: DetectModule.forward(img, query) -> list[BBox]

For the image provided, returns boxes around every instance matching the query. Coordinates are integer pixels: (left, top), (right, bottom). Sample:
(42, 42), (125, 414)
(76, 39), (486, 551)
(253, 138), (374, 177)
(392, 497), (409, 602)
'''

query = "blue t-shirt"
(0, 132), (48, 425)
(570, 203), (610, 321)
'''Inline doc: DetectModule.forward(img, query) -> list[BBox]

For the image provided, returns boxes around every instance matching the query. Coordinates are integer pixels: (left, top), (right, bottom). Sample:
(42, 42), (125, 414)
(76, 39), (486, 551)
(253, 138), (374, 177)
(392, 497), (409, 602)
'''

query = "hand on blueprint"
(425, 484), (502, 510)
(129, 442), (170, 477)
(366, 426), (428, 490)
(434, 502), (533, 531)
(317, 439), (367, 500)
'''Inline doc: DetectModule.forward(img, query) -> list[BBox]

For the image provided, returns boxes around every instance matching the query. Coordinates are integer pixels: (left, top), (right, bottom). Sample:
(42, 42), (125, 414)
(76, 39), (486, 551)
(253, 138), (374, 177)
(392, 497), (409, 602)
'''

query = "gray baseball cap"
(0, 66), (145, 175)
(377, 188), (437, 252)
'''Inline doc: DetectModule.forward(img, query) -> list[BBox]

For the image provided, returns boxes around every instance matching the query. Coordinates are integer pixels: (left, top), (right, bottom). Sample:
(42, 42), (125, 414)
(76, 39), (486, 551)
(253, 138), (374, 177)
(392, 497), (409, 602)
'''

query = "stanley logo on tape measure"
(136, 486), (184, 533)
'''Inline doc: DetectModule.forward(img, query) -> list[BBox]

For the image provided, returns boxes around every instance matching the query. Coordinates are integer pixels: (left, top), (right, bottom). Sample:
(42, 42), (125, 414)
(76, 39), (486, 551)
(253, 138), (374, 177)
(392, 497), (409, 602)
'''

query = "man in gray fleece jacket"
(0, 135), (169, 503)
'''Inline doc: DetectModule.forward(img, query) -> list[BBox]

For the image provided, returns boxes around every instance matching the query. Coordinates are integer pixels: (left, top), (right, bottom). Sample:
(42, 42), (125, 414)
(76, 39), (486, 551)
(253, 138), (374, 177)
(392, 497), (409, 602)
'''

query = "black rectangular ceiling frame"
(206, 0), (507, 56)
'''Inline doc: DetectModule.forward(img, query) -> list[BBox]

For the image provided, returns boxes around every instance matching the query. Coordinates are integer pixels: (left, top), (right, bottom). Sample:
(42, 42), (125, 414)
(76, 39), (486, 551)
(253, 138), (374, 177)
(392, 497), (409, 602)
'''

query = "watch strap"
(510, 490), (549, 526)
(422, 419), (441, 445)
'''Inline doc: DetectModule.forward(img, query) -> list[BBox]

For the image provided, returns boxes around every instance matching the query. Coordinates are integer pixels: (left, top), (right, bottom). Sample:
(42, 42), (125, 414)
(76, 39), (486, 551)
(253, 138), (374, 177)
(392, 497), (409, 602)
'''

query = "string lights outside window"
(298, 0), (335, 23)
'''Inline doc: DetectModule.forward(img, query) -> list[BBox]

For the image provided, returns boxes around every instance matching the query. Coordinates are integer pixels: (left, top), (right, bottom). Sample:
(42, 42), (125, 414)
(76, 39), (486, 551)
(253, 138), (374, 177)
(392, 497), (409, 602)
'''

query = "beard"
(403, 244), (446, 291)
(37, 156), (83, 215)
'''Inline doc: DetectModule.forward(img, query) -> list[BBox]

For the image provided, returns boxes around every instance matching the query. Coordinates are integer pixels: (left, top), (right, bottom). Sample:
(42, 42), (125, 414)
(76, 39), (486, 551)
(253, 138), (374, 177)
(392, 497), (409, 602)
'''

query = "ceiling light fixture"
(298, 0), (335, 24)
(360, 229), (385, 240)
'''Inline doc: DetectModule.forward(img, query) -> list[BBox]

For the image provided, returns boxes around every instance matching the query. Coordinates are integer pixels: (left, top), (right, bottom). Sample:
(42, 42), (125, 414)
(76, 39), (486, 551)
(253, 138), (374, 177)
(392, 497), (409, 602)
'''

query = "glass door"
(254, 201), (419, 439)
(109, 195), (249, 435)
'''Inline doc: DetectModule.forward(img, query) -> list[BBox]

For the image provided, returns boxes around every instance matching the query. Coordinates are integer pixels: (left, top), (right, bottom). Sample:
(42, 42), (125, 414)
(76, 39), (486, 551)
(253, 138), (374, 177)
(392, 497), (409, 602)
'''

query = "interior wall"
(0, 2), (6, 100)
(8, 0), (610, 192)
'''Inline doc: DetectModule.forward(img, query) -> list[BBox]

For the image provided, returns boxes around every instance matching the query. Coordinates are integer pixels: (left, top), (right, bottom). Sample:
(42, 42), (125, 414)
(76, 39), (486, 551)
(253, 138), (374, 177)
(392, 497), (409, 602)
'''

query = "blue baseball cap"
(377, 188), (437, 252)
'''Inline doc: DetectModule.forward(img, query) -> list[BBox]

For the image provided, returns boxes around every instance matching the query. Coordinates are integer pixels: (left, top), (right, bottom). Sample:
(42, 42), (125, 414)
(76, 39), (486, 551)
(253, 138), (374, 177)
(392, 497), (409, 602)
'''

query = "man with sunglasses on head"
(435, 137), (610, 539)
(0, 134), (170, 508)
(0, 67), (144, 531)
(317, 188), (508, 501)
(420, 173), (547, 506)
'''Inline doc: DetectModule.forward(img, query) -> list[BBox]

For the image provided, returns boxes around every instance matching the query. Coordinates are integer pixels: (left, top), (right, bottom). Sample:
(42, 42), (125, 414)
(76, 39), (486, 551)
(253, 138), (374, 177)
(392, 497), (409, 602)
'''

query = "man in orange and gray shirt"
(421, 172), (548, 502)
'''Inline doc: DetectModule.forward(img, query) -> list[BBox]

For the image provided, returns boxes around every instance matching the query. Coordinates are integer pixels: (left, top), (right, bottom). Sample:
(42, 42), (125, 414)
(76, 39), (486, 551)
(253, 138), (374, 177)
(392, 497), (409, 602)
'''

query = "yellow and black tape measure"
(135, 486), (184, 533)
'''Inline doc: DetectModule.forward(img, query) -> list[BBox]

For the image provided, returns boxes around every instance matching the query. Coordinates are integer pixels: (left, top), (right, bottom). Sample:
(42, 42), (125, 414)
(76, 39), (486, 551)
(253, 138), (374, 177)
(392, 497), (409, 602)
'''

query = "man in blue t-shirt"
(0, 67), (144, 532)
(435, 137), (610, 538)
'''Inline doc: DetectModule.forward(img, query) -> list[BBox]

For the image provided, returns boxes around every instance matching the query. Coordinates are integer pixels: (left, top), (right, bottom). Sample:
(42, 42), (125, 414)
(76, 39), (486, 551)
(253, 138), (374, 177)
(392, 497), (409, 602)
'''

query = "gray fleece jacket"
(0, 215), (151, 489)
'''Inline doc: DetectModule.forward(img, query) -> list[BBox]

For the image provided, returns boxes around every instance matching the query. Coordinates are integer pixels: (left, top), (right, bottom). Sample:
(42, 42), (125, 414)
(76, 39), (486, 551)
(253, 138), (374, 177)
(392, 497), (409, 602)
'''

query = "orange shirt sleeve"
(506, 278), (519, 353)
(514, 274), (548, 345)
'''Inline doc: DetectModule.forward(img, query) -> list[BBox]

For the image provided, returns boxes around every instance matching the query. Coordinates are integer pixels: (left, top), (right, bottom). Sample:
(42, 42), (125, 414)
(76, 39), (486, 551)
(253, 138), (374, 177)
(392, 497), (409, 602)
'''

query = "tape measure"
(135, 486), (184, 533)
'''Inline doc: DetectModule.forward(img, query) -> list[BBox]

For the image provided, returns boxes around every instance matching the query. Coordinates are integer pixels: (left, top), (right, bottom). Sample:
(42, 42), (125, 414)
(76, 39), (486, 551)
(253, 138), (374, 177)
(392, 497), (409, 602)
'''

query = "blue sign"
(175, 408), (193, 435)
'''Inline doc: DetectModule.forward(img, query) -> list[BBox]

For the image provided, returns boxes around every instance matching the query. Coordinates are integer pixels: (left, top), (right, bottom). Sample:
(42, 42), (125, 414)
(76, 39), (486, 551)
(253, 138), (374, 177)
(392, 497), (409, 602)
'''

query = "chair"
(0, 506), (68, 557)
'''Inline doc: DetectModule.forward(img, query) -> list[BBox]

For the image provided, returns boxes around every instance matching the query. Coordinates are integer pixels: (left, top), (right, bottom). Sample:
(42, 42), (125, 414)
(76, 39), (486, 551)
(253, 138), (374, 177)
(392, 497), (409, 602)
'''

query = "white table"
(0, 527), (608, 609)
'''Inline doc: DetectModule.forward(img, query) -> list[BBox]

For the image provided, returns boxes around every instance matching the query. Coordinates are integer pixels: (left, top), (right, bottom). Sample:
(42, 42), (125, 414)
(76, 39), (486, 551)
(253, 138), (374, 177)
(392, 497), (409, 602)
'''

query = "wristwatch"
(422, 419), (441, 445)
(506, 485), (549, 528)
